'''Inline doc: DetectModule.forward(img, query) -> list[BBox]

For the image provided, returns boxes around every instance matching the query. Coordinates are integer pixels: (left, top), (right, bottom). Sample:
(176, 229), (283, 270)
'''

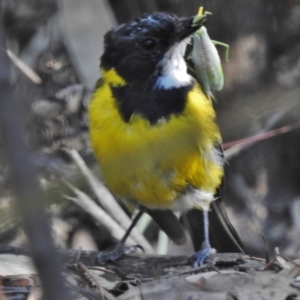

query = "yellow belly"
(88, 71), (223, 209)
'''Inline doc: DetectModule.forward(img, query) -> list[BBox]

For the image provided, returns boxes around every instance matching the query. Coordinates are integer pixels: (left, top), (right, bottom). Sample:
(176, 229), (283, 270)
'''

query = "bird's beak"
(176, 14), (206, 42)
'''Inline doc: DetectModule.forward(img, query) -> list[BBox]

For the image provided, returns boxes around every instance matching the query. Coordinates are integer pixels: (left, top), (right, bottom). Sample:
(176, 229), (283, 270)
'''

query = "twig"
(64, 181), (136, 245)
(6, 49), (42, 84)
(66, 149), (153, 253)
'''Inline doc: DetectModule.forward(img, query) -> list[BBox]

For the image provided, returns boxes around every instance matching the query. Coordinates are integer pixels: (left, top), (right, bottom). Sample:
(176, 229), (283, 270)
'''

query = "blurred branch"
(0, 3), (71, 300)
(67, 149), (153, 253)
(224, 121), (300, 159)
(65, 181), (137, 246)
(6, 49), (42, 84)
(224, 87), (300, 159)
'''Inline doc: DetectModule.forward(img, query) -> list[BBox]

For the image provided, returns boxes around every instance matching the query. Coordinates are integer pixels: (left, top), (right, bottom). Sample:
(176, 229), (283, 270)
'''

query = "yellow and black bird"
(89, 12), (245, 265)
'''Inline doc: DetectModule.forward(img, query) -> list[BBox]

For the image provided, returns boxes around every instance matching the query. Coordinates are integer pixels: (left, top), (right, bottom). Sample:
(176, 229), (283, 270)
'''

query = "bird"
(88, 11), (245, 266)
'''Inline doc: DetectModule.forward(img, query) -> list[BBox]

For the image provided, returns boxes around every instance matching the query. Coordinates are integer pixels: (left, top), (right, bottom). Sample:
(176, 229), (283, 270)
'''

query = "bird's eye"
(142, 39), (157, 51)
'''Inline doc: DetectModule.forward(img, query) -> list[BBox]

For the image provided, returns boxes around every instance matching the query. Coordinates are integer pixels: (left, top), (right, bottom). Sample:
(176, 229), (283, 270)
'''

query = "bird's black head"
(101, 12), (205, 89)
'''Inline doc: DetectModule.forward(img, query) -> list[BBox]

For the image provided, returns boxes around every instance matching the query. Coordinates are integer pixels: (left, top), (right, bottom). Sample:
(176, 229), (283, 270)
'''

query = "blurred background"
(1, 0), (300, 259)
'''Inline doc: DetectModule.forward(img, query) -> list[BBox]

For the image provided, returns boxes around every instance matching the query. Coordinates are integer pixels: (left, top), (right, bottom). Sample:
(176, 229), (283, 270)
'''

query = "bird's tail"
(148, 200), (245, 253)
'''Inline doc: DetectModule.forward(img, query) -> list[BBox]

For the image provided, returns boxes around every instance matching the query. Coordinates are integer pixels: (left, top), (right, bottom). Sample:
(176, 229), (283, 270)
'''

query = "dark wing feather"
(146, 209), (186, 245)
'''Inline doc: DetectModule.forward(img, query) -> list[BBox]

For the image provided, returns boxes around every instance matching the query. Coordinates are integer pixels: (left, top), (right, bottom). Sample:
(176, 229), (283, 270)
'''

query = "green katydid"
(190, 7), (229, 96)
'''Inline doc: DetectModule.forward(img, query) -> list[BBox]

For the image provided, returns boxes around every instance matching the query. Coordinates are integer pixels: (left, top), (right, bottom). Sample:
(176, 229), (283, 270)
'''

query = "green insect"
(190, 8), (229, 96)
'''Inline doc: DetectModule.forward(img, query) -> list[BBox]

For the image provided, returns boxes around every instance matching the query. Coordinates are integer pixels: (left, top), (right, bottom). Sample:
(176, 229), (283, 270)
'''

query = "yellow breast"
(88, 69), (223, 209)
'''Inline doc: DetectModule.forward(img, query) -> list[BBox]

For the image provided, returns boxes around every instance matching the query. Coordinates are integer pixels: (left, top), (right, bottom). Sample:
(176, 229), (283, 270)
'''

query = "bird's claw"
(190, 242), (216, 267)
(96, 243), (144, 264)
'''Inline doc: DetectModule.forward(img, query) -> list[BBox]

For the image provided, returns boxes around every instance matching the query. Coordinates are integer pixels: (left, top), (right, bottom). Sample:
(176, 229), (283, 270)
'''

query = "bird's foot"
(191, 242), (216, 267)
(96, 243), (144, 264)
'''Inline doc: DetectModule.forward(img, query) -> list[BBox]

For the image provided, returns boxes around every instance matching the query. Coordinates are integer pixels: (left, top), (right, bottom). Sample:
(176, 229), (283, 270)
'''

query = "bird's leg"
(96, 208), (145, 264)
(192, 209), (216, 266)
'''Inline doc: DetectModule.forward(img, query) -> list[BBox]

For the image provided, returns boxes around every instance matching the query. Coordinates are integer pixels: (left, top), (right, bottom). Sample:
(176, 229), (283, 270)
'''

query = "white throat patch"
(155, 39), (192, 89)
